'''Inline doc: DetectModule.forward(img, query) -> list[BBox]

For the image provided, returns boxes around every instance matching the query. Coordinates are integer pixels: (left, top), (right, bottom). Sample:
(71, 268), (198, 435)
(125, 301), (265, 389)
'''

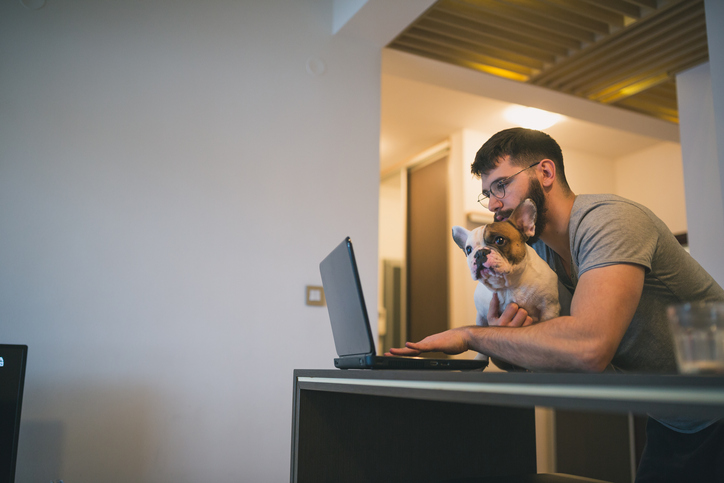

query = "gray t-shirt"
(533, 194), (724, 374)
(533, 194), (724, 432)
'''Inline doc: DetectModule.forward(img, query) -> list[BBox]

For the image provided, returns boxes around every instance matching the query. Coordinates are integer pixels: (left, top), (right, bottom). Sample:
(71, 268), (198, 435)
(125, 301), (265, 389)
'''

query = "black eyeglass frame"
(478, 161), (541, 206)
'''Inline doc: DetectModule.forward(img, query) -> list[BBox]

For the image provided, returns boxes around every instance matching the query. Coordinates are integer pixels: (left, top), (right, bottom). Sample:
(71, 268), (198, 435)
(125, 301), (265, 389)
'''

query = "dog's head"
(452, 199), (538, 286)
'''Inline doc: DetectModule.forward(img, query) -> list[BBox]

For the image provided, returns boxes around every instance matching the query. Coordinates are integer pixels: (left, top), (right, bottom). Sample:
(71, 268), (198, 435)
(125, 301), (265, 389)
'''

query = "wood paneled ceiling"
(387, 0), (708, 123)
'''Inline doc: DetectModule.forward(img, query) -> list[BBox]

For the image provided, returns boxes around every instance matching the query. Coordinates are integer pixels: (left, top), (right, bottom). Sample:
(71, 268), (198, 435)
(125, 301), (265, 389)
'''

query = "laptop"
(319, 237), (487, 370)
(0, 344), (28, 483)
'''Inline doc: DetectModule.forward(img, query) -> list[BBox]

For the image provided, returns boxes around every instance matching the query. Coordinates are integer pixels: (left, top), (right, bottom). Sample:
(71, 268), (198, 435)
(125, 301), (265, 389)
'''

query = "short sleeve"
(573, 200), (658, 276)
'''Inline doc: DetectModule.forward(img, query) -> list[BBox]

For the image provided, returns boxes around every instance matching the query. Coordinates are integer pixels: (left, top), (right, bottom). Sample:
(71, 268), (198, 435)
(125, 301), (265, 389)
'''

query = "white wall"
(563, 148), (616, 195)
(378, 173), (405, 263)
(615, 142), (687, 235)
(678, 62), (724, 286)
(705, 0), (724, 221)
(677, 1), (724, 286)
(0, 1), (384, 481)
(449, 131), (482, 331)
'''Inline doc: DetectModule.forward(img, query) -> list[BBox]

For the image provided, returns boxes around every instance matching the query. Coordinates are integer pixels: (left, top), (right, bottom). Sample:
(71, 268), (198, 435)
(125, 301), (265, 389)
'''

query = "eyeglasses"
(478, 161), (541, 207)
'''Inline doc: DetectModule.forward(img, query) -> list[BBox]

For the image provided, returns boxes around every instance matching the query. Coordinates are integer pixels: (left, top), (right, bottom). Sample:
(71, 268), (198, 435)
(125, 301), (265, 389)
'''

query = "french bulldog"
(452, 198), (560, 327)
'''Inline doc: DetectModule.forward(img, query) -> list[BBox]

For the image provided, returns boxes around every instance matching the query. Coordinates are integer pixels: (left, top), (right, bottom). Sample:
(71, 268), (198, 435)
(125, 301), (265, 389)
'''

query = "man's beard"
(493, 177), (548, 244)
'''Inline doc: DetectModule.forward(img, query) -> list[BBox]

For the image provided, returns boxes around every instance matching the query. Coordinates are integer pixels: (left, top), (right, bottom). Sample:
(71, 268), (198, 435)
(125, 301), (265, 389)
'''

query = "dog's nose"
(475, 248), (490, 263)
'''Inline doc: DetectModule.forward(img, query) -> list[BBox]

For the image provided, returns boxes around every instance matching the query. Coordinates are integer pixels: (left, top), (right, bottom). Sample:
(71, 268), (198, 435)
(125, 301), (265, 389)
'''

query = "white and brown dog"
(452, 199), (560, 326)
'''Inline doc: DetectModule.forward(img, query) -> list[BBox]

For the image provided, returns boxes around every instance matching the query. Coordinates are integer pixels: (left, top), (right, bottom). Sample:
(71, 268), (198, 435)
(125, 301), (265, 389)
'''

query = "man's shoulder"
(573, 193), (640, 210)
(571, 194), (652, 226)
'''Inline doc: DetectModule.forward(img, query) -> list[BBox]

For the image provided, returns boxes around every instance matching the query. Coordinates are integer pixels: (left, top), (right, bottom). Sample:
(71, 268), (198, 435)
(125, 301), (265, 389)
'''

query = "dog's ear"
(452, 226), (469, 251)
(509, 199), (537, 239)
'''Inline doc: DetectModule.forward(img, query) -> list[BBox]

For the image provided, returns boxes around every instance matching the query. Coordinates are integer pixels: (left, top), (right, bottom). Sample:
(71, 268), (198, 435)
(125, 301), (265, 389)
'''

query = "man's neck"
(539, 191), (576, 267)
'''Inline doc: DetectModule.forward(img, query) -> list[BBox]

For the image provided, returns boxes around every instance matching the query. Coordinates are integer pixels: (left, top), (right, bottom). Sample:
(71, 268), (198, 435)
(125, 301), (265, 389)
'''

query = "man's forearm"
(464, 317), (611, 372)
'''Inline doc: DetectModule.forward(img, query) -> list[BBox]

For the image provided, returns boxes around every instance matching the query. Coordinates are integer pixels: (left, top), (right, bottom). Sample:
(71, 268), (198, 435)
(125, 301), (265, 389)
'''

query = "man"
(390, 127), (724, 482)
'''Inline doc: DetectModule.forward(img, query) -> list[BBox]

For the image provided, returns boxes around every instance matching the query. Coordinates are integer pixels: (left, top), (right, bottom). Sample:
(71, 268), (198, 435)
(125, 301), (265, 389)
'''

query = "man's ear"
(539, 159), (556, 188)
(452, 226), (469, 251)
(509, 199), (537, 239)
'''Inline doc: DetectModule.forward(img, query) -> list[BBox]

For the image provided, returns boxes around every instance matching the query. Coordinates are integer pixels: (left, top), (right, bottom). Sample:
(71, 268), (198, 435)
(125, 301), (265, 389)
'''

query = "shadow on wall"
(16, 420), (64, 482)
(15, 383), (156, 481)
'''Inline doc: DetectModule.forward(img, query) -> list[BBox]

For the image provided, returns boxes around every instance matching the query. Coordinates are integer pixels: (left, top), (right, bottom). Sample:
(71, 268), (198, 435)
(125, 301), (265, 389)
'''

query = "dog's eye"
(494, 236), (506, 246)
(465, 246), (472, 255)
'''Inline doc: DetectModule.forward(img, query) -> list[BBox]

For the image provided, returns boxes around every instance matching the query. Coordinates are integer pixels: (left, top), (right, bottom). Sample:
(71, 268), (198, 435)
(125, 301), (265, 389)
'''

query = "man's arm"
(389, 263), (645, 372)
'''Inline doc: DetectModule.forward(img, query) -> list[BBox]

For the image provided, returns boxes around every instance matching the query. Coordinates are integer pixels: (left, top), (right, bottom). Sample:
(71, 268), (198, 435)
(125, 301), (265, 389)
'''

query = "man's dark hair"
(472, 127), (571, 192)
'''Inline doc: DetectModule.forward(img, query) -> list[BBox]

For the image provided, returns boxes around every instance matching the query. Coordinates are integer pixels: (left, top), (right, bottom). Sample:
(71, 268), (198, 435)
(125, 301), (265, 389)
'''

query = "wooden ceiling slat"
(390, 37), (538, 76)
(415, 17), (558, 63)
(543, 16), (705, 91)
(642, 79), (677, 92)
(532, 1), (704, 87)
(426, 10), (569, 57)
(628, 95), (678, 112)
(584, 40), (708, 102)
(436, 1), (582, 50)
(497, 0), (613, 34)
(452, 0), (598, 42)
(632, 83), (679, 108)
(665, 52), (712, 77)
(540, 0), (626, 27)
(655, 80), (677, 91)
(401, 26), (547, 68)
(625, 0), (659, 9)
(567, 32), (707, 97)
(535, 1), (703, 86)
(594, 74), (671, 104)
(576, 38), (706, 100)
(629, 95), (678, 112)
(646, 84), (678, 104)
(577, 0), (642, 19)
(618, 91), (678, 112)
(385, 0), (709, 124)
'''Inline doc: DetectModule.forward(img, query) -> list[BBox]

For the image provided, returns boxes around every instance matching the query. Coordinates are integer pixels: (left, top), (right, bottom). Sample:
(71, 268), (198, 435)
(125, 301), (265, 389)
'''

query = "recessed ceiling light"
(504, 106), (564, 130)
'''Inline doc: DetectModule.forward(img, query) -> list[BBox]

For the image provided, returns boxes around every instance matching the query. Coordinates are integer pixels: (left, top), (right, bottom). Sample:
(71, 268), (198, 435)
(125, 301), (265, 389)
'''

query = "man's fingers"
(498, 303), (519, 326)
(387, 346), (421, 356)
(388, 341), (429, 356)
(510, 307), (530, 327)
(387, 329), (468, 356)
(496, 303), (531, 327)
(490, 293), (500, 316)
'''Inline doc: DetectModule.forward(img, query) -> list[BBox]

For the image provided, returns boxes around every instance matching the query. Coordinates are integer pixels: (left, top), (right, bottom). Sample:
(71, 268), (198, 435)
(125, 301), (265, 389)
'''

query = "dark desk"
(290, 370), (724, 483)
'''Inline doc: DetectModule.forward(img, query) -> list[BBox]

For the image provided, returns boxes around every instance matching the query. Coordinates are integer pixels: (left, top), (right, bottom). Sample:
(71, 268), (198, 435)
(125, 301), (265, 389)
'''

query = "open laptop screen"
(320, 237), (376, 357)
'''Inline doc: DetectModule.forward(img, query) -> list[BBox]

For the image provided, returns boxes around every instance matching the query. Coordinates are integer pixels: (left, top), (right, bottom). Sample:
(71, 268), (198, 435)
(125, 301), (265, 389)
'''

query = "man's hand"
(386, 327), (471, 357)
(488, 293), (535, 327)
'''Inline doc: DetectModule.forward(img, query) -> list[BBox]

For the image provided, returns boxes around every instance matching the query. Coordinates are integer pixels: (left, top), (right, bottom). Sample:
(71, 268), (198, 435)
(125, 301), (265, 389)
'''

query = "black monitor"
(0, 345), (27, 483)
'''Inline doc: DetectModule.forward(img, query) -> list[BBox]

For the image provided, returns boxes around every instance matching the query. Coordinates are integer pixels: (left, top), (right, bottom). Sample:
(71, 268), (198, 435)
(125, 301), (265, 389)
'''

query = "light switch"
(306, 285), (325, 306)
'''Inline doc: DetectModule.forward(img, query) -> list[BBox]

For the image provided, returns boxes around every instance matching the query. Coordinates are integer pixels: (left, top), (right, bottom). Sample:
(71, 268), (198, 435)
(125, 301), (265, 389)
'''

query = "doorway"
(378, 145), (451, 355)
(406, 156), (449, 346)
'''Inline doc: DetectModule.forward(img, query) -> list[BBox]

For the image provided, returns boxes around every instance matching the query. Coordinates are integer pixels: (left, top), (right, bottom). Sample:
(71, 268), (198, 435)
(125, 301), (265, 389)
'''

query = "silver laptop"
(319, 237), (487, 370)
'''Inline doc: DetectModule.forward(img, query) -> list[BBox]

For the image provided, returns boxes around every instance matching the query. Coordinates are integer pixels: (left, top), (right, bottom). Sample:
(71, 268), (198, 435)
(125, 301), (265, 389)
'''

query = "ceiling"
(380, 70), (672, 173)
(387, 0), (709, 124)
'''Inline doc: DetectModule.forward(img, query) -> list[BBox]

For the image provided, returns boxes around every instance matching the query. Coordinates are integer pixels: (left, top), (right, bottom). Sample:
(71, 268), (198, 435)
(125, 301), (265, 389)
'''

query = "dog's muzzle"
(475, 248), (491, 265)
